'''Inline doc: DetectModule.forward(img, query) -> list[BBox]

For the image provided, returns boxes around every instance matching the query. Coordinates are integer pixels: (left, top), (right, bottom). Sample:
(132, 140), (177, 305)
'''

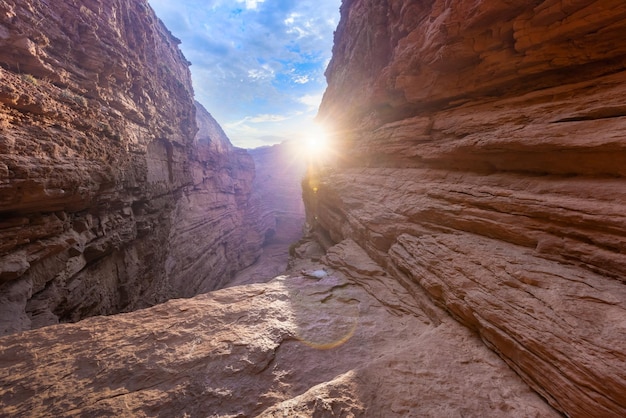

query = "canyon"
(1, 0), (625, 417)
(0, 0), (272, 335)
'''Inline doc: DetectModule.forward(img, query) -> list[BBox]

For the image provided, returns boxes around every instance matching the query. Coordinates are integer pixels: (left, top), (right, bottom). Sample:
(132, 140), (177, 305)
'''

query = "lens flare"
(304, 124), (329, 160)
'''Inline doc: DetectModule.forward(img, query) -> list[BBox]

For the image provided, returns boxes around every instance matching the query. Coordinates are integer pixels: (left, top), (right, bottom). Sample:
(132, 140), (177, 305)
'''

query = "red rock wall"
(307, 1), (626, 416)
(166, 102), (268, 296)
(0, 1), (265, 334)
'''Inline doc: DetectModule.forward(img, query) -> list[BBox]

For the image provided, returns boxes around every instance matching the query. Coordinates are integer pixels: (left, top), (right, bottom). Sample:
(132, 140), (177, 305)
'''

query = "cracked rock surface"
(0, 240), (558, 417)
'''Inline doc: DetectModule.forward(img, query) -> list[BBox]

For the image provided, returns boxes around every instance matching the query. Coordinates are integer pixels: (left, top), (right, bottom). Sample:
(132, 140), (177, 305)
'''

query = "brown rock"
(165, 102), (270, 295)
(0, 1), (267, 334)
(0, 240), (558, 417)
(229, 141), (308, 286)
(306, 0), (626, 416)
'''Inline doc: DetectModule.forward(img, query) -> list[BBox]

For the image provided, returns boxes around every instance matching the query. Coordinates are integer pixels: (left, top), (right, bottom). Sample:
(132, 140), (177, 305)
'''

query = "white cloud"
(284, 13), (299, 26)
(248, 114), (289, 123)
(149, 0), (341, 148)
(236, 0), (265, 10)
(298, 93), (323, 110)
(284, 13), (317, 39)
(226, 114), (290, 128)
(293, 75), (310, 84)
(247, 63), (275, 80)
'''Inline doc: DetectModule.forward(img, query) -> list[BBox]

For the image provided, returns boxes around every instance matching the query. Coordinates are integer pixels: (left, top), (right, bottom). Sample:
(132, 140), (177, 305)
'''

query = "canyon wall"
(249, 141), (305, 245)
(221, 142), (306, 286)
(167, 102), (268, 295)
(0, 0), (266, 335)
(306, 0), (626, 417)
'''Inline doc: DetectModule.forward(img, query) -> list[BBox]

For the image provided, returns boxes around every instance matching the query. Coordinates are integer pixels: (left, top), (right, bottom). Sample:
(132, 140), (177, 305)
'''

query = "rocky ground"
(0, 238), (559, 417)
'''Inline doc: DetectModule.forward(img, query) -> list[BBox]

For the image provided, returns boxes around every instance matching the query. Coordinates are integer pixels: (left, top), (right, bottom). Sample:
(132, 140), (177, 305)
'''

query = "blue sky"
(148, 0), (340, 149)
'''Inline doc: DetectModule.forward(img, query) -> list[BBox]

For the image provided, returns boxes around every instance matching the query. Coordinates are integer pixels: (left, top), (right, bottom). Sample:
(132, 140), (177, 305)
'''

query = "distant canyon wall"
(0, 0), (267, 334)
(306, 1), (626, 417)
(249, 141), (306, 245)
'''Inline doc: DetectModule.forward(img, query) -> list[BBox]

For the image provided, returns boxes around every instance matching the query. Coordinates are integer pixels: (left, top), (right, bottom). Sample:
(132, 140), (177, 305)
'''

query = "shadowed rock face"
(165, 102), (268, 296)
(0, 0), (266, 334)
(306, 1), (626, 417)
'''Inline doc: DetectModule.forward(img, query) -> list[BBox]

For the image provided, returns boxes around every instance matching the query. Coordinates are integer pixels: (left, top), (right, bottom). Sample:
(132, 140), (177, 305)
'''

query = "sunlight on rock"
(290, 274), (360, 350)
(304, 123), (330, 161)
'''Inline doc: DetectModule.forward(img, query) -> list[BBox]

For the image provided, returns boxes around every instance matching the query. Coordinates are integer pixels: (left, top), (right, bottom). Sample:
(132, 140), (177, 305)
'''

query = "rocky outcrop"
(167, 102), (268, 295)
(306, 1), (626, 417)
(0, 239), (558, 417)
(0, 0), (265, 335)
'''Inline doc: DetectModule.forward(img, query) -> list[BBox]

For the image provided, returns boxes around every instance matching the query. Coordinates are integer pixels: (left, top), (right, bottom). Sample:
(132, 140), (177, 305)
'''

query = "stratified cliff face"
(307, 1), (626, 417)
(249, 142), (305, 244)
(0, 1), (265, 334)
(225, 142), (306, 285)
(167, 102), (267, 295)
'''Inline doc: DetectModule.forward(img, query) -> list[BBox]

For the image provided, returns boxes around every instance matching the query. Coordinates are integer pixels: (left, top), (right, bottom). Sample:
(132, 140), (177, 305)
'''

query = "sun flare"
(304, 124), (330, 160)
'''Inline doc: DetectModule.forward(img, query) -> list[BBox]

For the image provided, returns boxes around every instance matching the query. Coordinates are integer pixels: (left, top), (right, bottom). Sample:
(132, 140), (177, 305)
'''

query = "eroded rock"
(0, 240), (558, 417)
(0, 1), (268, 334)
(306, 1), (626, 416)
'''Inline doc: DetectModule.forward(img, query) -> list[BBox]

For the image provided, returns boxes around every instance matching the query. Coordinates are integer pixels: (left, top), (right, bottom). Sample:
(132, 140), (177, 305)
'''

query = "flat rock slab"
(0, 241), (557, 417)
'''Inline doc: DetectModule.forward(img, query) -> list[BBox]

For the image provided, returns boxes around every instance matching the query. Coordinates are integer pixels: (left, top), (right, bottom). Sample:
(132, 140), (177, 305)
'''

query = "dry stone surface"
(306, 1), (626, 416)
(0, 240), (559, 417)
(0, 0), (268, 334)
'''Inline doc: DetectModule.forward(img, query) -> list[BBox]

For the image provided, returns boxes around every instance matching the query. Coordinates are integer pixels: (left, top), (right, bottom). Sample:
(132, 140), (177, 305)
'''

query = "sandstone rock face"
(307, 1), (626, 417)
(0, 1), (265, 335)
(166, 102), (268, 295)
(0, 239), (559, 417)
(248, 141), (306, 241)
(231, 142), (306, 285)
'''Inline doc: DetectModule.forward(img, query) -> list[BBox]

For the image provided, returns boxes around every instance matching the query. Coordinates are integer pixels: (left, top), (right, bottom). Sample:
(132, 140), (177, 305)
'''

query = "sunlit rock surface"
(230, 141), (307, 286)
(248, 141), (306, 244)
(306, 1), (626, 417)
(0, 240), (558, 417)
(0, 0), (266, 335)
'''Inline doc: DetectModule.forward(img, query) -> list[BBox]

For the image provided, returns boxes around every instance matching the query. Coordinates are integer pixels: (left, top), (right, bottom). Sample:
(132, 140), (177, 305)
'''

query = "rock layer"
(0, 0), (266, 335)
(0, 239), (558, 417)
(230, 142), (307, 286)
(166, 102), (268, 296)
(248, 141), (306, 243)
(307, 1), (626, 417)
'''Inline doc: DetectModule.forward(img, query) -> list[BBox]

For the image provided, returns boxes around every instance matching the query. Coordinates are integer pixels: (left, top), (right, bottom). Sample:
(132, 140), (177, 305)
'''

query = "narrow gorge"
(0, 0), (274, 335)
(1, 0), (625, 417)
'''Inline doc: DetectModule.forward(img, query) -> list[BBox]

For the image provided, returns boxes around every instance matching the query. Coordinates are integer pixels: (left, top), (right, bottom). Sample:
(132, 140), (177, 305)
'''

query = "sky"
(148, 0), (341, 149)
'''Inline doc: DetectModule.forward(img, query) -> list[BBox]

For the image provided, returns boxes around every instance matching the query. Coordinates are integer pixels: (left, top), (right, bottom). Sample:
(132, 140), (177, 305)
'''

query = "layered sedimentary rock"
(229, 142), (306, 285)
(166, 102), (267, 295)
(249, 141), (306, 243)
(305, 1), (626, 417)
(0, 239), (558, 417)
(0, 0), (265, 335)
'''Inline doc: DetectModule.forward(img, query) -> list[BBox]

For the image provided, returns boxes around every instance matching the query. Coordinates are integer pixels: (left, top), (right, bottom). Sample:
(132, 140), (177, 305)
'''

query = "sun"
(304, 124), (330, 160)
